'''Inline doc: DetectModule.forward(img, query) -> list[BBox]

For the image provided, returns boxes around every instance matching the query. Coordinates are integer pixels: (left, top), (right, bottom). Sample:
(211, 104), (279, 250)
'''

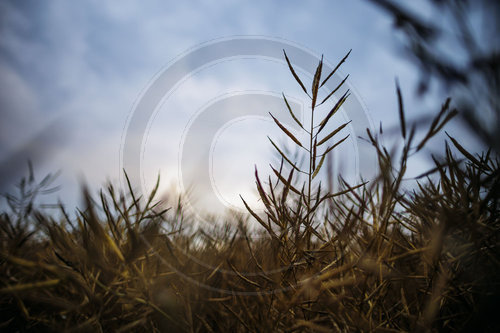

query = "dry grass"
(0, 52), (499, 332)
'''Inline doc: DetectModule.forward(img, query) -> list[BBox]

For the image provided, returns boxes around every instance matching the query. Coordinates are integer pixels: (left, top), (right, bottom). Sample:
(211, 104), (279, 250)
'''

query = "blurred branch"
(368, 0), (500, 151)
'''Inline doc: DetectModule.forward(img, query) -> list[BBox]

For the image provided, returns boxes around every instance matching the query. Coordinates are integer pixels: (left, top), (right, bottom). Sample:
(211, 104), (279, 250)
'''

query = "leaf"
(446, 132), (483, 168)
(317, 91), (350, 135)
(281, 167), (296, 204)
(312, 138), (317, 171)
(430, 98), (451, 133)
(104, 233), (125, 262)
(315, 181), (322, 203)
(265, 174), (280, 225)
(285, 165), (295, 188)
(311, 55), (323, 108)
(0, 279), (60, 293)
(269, 112), (303, 148)
(312, 153), (327, 179)
(283, 93), (304, 130)
(320, 49), (351, 87)
(313, 134), (350, 183)
(271, 165), (301, 195)
(396, 78), (406, 139)
(254, 166), (271, 208)
(318, 74), (349, 106)
(268, 137), (304, 173)
(317, 121), (351, 146)
(320, 134), (350, 157)
(412, 161), (461, 180)
(228, 261), (262, 288)
(416, 99), (456, 152)
(283, 50), (309, 96)
(326, 181), (368, 198)
(432, 109), (458, 135)
(240, 195), (266, 226)
(240, 195), (278, 239)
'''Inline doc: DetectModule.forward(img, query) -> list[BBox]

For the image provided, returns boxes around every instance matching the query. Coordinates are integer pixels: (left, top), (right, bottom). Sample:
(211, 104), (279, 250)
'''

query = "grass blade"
(268, 137), (305, 173)
(312, 153), (327, 179)
(283, 93), (305, 130)
(320, 49), (351, 87)
(317, 91), (350, 135)
(317, 121), (351, 146)
(396, 78), (406, 139)
(269, 112), (303, 148)
(0, 279), (60, 293)
(311, 55), (323, 108)
(318, 74), (349, 106)
(283, 49), (309, 96)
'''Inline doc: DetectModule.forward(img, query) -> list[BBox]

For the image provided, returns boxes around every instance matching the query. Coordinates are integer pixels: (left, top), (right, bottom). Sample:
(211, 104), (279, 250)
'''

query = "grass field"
(1, 50), (499, 332)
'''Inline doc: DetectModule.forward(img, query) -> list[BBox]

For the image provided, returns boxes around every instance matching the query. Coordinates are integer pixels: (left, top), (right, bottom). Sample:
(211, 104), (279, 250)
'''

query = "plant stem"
(306, 103), (315, 248)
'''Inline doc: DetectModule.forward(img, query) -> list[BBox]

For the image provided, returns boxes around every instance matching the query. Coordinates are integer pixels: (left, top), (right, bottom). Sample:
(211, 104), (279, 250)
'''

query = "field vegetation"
(0, 46), (498, 332)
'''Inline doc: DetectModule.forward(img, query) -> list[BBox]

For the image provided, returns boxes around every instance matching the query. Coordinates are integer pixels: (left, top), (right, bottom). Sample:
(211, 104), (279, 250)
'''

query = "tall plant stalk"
(242, 50), (362, 250)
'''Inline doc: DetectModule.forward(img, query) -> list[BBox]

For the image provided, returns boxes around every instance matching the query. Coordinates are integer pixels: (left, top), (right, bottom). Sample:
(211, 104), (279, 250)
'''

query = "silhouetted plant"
(241, 50), (365, 252)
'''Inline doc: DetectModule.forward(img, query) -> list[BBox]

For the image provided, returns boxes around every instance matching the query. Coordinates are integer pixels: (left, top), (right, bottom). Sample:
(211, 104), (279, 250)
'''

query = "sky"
(0, 0), (466, 218)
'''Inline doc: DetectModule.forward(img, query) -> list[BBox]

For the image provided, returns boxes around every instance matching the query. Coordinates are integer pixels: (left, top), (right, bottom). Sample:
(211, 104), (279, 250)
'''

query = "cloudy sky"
(0, 0), (461, 217)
